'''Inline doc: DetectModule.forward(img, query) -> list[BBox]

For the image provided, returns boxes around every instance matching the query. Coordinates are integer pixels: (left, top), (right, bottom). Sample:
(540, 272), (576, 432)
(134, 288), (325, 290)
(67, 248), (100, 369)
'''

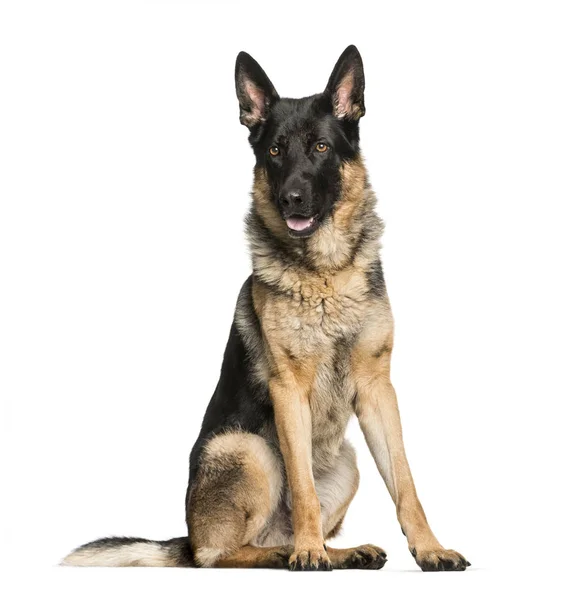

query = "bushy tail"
(61, 536), (194, 567)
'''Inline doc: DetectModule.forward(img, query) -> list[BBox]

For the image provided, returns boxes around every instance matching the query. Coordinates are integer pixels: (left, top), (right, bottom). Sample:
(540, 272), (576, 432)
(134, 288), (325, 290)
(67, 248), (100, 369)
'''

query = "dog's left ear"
(235, 51), (279, 128)
(325, 45), (365, 120)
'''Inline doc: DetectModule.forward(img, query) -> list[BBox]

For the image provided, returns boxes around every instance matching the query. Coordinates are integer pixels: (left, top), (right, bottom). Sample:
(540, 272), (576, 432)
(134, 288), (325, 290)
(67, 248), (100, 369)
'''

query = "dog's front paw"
(411, 547), (470, 572)
(289, 545), (332, 571)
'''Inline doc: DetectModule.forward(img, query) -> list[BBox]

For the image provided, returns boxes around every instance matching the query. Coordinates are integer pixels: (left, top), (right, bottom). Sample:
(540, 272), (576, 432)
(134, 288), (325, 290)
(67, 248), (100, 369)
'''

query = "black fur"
(187, 277), (274, 493)
(162, 537), (195, 567)
(366, 259), (386, 298)
(75, 536), (153, 551)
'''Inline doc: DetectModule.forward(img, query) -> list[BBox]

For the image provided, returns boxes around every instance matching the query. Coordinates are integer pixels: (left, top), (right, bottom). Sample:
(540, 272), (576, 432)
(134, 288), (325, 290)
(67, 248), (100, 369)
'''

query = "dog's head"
(235, 46), (365, 239)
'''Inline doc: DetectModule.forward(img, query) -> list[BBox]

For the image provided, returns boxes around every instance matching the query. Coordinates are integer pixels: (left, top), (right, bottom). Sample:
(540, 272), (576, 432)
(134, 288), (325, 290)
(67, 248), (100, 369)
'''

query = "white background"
(1, 1), (580, 598)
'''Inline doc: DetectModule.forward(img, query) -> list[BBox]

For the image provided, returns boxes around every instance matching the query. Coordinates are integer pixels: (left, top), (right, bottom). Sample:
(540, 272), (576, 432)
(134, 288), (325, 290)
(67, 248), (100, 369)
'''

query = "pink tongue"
(286, 217), (313, 231)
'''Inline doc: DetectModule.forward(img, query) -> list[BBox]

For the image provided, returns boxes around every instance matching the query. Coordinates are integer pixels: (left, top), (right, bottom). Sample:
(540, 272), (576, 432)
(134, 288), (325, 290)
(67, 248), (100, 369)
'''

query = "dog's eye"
(269, 146), (280, 157)
(315, 142), (329, 153)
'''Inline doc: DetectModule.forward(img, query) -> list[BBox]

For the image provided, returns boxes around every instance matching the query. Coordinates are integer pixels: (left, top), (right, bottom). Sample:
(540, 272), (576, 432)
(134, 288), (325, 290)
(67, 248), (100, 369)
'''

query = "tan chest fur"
(259, 266), (369, 352)
(254, 267), (371, 473)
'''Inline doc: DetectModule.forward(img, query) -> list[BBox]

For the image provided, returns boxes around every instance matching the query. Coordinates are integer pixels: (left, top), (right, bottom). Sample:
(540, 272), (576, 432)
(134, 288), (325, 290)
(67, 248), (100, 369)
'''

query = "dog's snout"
(280, 189), (304, 211)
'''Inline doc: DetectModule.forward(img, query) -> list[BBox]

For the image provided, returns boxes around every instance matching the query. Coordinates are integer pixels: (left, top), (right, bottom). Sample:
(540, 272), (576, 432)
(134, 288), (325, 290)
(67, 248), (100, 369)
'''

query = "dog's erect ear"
(235, 52), (279, 128)
(325, 45), (365, 120)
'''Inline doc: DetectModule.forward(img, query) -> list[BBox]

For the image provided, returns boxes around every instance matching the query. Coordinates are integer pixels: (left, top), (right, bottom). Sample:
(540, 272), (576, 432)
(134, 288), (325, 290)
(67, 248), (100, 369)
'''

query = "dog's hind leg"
(187, 431), (284, 568)
(215, 544), (293, 568)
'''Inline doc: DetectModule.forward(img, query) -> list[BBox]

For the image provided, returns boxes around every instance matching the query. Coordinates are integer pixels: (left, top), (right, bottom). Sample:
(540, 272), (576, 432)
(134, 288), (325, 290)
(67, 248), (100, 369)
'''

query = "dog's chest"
(267, 268), (368, 355)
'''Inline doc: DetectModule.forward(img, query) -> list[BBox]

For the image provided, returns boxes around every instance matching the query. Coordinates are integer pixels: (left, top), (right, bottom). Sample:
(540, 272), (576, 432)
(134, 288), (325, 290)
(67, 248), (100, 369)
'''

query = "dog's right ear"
(235, 52), (279, 128)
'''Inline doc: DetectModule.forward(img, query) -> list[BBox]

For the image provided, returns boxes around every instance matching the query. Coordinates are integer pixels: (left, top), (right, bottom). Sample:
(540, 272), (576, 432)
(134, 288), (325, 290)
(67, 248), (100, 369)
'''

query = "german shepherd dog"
(63, 46), (469, 572)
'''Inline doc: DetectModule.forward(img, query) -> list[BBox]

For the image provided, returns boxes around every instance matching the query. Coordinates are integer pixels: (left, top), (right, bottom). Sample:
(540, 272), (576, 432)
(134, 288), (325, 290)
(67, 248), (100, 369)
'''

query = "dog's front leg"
(352, 338), (469, 572)
(269, 368), (331, 571)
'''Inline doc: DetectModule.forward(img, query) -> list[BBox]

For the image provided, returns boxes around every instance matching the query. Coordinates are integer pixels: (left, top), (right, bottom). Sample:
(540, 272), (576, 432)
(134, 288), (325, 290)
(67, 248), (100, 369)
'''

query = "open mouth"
(285, 215), (319, 238)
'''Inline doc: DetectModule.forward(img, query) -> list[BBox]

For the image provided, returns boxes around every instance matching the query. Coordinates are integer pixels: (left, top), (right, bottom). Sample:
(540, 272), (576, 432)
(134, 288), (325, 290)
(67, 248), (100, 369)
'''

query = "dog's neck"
(246, 159), (384, 291)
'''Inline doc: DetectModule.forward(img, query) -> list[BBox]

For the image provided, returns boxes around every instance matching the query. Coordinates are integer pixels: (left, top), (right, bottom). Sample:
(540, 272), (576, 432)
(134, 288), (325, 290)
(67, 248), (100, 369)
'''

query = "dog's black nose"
(280, 190), (303, 211)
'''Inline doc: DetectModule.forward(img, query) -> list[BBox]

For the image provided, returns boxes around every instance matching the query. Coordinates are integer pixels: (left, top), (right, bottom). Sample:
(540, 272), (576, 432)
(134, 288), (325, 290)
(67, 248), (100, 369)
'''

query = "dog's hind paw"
(288, 546), (333, 571)
(326, 544), (387, 570)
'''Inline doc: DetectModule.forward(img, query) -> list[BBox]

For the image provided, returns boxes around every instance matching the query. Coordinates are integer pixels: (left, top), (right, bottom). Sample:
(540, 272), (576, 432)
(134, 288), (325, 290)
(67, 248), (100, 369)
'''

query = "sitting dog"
(63, 45), (469, 572)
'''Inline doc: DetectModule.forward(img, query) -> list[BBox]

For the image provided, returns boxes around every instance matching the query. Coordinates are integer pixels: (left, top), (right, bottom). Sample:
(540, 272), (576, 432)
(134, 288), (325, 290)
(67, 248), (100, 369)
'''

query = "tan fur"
(326, 544), (385, 569)
(215, 543), (385, 570)
(267, 356), (329, 568)
(216, 545), (293, 568)
(187, 431), (283, 567)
